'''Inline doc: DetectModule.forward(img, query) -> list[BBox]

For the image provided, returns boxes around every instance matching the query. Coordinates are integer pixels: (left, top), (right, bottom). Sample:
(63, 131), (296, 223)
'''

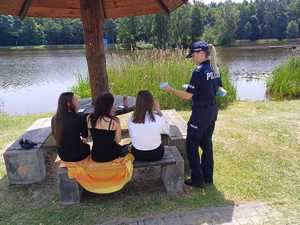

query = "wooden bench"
(58, 146), (184, 205)
(3, 118), (55, 184)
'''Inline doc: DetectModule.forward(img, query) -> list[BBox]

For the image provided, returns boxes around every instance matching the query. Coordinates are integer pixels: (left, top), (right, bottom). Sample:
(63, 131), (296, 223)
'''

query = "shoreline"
(0, 44), (85, 51)
(1, 39), (300, 51)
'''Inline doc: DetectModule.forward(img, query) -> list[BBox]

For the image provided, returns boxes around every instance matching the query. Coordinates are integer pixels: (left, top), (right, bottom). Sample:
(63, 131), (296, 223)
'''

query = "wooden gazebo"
(0, 0), (187, 102)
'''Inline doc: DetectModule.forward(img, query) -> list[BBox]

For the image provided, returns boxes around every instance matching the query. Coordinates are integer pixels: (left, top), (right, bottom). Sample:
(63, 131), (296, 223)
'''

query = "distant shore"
(0, 44), (85, 50)
(1, 39), (300, 51)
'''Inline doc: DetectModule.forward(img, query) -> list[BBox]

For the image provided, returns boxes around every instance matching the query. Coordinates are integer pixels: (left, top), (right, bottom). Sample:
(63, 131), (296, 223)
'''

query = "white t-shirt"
(128, 113), (169, 151)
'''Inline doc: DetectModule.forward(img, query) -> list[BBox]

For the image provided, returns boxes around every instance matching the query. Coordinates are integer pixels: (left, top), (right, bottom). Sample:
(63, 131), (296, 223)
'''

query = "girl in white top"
(128, 90), (169, 161)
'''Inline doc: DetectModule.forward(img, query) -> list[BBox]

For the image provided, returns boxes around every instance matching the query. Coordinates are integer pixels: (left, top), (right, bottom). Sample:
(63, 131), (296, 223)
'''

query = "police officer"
(162, 41), (222, 188)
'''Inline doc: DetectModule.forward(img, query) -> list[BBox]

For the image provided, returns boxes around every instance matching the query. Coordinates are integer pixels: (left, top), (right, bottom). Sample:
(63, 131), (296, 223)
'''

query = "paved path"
(99, 202), (285, 225)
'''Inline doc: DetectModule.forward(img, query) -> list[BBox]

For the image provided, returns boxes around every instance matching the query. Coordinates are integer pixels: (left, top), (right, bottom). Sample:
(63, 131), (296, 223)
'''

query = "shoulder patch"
(194, 64), (203, 72)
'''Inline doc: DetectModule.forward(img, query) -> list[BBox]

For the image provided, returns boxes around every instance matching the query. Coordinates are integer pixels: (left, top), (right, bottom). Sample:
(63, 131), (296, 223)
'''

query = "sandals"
(19, 138), (37, 150)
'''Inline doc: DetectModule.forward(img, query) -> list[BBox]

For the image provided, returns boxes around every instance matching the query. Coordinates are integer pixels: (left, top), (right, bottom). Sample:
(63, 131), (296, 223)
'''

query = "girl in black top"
(51, 92), (90, 162)
(87, 93), (125, 162)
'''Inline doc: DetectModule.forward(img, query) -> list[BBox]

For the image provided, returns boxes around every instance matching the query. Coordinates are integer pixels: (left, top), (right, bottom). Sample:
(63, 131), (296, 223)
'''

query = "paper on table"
(160, 82), (169, 89)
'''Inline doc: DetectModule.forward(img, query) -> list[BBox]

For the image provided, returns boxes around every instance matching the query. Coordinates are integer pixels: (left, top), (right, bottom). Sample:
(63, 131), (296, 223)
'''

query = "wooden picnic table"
(78, 95), (136, 115)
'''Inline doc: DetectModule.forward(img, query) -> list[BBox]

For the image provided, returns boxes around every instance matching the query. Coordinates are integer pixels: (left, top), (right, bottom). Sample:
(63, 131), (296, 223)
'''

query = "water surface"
(0, 45), (295, 115)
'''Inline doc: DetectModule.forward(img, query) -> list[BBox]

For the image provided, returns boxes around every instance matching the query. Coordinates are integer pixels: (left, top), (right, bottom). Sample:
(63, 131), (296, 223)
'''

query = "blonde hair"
(208, 44), (220, 75)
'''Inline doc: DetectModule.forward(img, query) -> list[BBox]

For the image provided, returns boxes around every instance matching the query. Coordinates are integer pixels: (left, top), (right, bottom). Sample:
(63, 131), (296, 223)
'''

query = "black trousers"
(186, 104), (218, 185)
(131, 145), (164, 162)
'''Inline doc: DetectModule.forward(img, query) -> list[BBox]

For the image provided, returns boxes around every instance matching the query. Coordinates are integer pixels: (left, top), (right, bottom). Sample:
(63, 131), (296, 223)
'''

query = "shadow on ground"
(0, 149), (235, 225)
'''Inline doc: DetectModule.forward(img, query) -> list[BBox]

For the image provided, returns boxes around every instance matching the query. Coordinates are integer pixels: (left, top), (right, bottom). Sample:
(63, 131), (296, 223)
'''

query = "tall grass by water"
(268, 56), (300, 99)
(72, 50), (236, 109)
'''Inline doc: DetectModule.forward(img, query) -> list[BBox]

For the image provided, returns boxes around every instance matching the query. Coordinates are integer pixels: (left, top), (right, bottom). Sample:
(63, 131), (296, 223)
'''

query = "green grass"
(0, 100), (299, 224)
(72, 50), (236, 109)
(267, 56), (300, 99)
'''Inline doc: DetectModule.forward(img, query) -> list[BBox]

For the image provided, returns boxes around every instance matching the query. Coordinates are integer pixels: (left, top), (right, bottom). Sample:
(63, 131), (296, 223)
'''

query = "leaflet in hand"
(159, 82), (169, 89)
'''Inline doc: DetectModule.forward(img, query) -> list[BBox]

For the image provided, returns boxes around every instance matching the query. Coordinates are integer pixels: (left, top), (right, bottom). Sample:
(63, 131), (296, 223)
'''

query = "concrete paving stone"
(179, 213), (201, 225)
(235, 217), (253, 225)
(127, 222), (139, 225)
(246, 208), (261, 217)
(250, 215), (264, 224)
(98, 202), (285, 225)
(162, 215), (182, 225)
(143, 217), (165, 225)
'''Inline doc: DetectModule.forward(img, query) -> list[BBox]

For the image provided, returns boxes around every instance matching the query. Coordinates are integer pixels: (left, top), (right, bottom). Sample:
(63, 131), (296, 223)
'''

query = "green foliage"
(72, 50), (236, 109)
(116, 17), (139, 49)
(201, 1), (239, 46)
(287, 20), (299, 39)
(72, 74), (91, 99)
(168, 5), (192, 48)
(217, 2), (240, 46)
(151, 14), (170, 49)
(217, 67), (237, 109)
(191, 1), (206, 41)
(268, 57), (300, 99)
(1, 0), (300, 47)
(201, 26), (219, 45)
(237, 1), (256, 39)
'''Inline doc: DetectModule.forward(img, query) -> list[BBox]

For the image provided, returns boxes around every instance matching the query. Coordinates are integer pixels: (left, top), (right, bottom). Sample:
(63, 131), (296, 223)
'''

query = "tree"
(236, 1), (255, 39)
(19, 18), (45, 45)
(139, 15), (154, 43)
(243, 21), (252, 39)
(191, 1), (205, 41)
(201, 25), (219, 44)
(168, 4), (192, 48)
(117, 17), (139, 49)
(287, 20), (299, 38)
(104, 20), (117, 44)
(217, 1), (240, 45)
(249, 15), (260, 40)
(151, 14), (169, 48)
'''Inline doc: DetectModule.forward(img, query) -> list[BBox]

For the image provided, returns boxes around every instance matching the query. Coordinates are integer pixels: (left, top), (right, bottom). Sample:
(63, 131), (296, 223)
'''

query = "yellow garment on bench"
(59, 153), (134, 194)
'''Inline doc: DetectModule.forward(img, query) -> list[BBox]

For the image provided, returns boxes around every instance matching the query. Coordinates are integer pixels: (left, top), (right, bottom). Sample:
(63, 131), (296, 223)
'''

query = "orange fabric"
(59, 154), (134, 194)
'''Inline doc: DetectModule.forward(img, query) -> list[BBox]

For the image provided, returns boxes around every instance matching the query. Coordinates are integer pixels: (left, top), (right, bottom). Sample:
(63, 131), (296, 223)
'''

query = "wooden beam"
(19, 0), (33, 20)
(156, 0), (170, 15)
(80, 0), (108, 103)
(100, 0), (106, 18)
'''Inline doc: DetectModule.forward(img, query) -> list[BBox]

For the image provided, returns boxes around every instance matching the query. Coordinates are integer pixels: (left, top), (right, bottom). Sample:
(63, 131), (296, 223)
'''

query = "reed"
(72, 49), (236, 109)
(268, 56), (300, 99)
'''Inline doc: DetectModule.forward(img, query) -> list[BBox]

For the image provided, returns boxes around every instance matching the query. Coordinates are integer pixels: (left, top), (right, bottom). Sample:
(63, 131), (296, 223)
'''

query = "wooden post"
(80, 0), (108, 103)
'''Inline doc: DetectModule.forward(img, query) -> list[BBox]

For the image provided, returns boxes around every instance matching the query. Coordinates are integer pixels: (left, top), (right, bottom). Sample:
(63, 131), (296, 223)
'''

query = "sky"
(193, 0), (245, 4)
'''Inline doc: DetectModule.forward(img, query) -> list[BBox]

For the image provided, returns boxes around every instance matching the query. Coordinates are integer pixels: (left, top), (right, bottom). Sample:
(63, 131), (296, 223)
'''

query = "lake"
(0, 45), (295, 115)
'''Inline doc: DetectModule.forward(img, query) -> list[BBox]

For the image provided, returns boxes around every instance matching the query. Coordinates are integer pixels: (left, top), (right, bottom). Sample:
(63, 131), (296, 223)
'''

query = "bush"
(217, 67), (236, 109)
(287, 20), (299, 39)
(267, 57), (300, 99)
(72, 50), (236, 110)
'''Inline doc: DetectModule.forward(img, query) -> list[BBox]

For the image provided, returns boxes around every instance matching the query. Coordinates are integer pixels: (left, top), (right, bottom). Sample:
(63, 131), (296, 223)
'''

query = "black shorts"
(131, 145), (164, 162)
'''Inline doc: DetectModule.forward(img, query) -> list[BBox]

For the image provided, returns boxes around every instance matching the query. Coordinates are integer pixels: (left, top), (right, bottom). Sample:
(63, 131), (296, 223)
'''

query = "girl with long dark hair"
(128, 90), (169, 161)
(51, 92), (90, 162)
(87, 93), (126, 162)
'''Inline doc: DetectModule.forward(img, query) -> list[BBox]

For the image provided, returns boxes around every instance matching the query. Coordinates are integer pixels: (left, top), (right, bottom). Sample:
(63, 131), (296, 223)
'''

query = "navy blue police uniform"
(185, 42), (222, 186)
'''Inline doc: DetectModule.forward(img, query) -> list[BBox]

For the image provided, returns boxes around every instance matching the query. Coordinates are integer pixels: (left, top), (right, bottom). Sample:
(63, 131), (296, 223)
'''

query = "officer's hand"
(162, 85), (173, 93)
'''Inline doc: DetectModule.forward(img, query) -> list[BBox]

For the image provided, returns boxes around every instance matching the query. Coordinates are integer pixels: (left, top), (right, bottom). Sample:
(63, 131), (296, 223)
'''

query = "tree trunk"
(80, 0), (108, 104)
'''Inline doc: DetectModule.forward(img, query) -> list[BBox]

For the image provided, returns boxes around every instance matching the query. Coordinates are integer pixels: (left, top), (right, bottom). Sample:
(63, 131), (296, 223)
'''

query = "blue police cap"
(186, 41), (209, 58)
